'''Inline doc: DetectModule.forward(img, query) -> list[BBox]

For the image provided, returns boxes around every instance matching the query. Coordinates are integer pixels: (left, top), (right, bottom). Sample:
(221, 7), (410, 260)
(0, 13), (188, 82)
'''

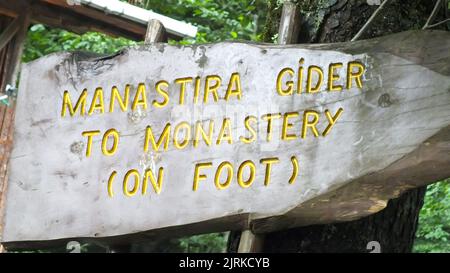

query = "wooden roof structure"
(0, 0), (197, 41)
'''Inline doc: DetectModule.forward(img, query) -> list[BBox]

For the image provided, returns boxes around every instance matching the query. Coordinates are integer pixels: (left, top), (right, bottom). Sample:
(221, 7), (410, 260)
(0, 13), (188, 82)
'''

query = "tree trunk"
(262, 187), (427, 253)
(229, 0), (445, 253)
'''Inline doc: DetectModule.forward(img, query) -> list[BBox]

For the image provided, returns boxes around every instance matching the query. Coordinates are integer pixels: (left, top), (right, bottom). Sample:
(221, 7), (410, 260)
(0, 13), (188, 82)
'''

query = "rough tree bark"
(228, 0), (446, 253)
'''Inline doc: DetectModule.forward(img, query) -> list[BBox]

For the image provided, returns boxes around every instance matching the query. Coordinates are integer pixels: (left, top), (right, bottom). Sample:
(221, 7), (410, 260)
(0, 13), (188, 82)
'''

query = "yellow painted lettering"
(214, 161), (233, 190)
(102, 128), (119, 156)
(260, 157), (279, 186)
(276, 67), (295, 96)
(82, 130), (100, 157)
(109, 85), (130, 112)
(347, 61), (365, 89)
(237, 160), (256, 188)
(239, 116), (257, 144)
(132, 83), (148, 110)
(194, 120), (214, 147)
(216, 118), (233, 145)
(193, 162), (212, 191)
(225, 73), (242, 101)
(322, 108), (343, 137)
(203, 75), (221, 103)
(123, 169), (140, 197)
(61, 89), (87, 117)
(144, 124), (171, 152)
(142, 167), (164, 195)
(306, 66), (323, 93)
(301, 110), (320, 138)
(328, 63), (343, 91)
(153, 80), (169, 108)
(282, 111), (299, 140)
(174, 77), (193, 105)
(261, 113), (282, 142)
(173, 121), (191, 149)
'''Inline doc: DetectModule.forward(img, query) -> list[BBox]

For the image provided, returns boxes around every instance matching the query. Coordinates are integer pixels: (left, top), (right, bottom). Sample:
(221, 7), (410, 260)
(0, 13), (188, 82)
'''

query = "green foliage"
(261, 0), (282, 42)
(178, 232), (228, 253)
(23, 0), (267, 63)
(23, 24), (136, 63)
(414, 179), (450, 253)
(129, 0), (267, 44)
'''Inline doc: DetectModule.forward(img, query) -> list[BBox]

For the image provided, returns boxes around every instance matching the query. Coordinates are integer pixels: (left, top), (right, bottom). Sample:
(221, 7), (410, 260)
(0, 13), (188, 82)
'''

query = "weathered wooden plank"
(0, 9), (29, 153)
(0, 0), (26, 19)
(4, 11), (29, 91)
(144, 19), (167, 44)
(0, 9), (30, 252)
(1, 30), (449, 247)
(0, 105), (14, 204)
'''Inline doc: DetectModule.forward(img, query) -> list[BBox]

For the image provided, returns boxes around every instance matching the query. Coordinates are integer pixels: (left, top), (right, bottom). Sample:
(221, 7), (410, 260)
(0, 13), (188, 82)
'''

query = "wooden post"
(236, 215), (265, 253)
(277, 0), (300, 45)
(4, 14), (28, 89)
(235, 1), (301, 253)
(237, 230), (264, 253)
(0, 9), (30, 253)
(145, 19), (167, 43)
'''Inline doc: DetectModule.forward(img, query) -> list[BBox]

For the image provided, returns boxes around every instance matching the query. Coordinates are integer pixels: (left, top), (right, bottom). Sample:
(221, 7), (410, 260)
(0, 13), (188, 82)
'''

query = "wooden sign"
(1, 30), (449, 246)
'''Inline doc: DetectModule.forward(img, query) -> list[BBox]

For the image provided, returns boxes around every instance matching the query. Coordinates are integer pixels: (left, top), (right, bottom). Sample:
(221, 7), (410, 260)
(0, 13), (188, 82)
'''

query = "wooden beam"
(0, 0), (27, 19)
(0, 15), (24, 52)
(4, 12), (29, 88)
(145, 19), (167, 43)
(237, 230), (264, 253)
(277, 1), (300, 45)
